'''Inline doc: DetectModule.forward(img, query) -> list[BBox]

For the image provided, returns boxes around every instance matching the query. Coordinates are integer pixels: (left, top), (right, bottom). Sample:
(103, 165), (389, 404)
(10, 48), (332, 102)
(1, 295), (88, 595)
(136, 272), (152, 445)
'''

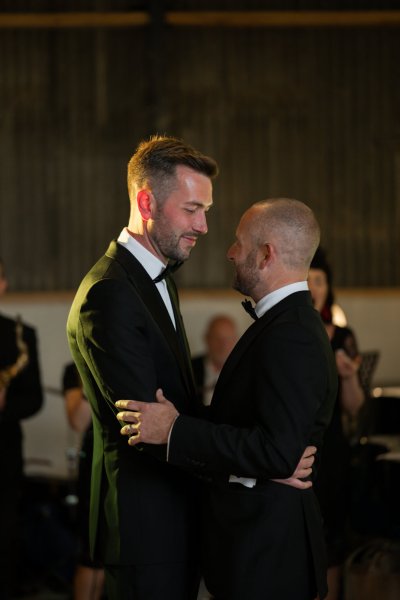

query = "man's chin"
(232, 280), (245, 295)
(174, 250), (190, 262)
(175, 245), (195, 261)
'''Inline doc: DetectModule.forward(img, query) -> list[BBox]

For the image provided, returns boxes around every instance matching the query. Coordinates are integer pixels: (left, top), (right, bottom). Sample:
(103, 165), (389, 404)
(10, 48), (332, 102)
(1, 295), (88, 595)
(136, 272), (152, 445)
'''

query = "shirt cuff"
(166, 414), (180, 462)
(229, 475), (257, 488)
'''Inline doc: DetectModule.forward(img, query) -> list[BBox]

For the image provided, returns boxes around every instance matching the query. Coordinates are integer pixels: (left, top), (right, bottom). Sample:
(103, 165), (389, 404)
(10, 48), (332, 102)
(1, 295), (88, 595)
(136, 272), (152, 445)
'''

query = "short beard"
(153, 229), (188, 262)
(150, 207), (193, 262)
(232, 250), (259, 296)
(232, 275), (258, 297)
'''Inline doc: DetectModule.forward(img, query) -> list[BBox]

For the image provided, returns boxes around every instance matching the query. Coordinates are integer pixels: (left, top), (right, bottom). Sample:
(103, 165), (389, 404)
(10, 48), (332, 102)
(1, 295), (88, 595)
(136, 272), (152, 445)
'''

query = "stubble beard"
(153, 230), (189, 262)
(232, 251), (259, 297)
(151, 211), (195, 262)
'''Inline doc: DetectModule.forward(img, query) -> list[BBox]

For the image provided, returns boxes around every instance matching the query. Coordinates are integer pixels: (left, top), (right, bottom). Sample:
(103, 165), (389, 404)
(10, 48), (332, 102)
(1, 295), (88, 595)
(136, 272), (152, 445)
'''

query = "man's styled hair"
(127, 135), (218, 203)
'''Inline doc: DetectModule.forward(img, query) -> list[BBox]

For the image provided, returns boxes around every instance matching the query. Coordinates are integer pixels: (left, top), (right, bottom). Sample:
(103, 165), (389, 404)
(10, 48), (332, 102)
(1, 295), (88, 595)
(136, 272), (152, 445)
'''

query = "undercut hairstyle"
(253, 198), (320, 270)
(127, 135), (219, 203)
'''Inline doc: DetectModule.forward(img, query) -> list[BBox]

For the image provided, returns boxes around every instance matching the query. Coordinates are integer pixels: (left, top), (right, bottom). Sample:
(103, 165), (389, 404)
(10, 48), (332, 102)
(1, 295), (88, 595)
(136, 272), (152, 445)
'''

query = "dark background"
(1, 1), (399, 290)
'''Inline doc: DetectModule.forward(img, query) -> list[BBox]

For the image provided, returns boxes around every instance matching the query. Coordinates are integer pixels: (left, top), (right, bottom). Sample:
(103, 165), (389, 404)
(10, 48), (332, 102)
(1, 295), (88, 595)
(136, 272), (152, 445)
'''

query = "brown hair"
(127, 135), (218, 203)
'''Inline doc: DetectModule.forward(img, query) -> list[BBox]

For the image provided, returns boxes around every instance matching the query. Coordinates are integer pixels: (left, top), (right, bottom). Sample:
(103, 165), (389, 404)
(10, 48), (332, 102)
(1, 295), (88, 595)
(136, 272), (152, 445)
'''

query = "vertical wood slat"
(0, 22), (399, 290)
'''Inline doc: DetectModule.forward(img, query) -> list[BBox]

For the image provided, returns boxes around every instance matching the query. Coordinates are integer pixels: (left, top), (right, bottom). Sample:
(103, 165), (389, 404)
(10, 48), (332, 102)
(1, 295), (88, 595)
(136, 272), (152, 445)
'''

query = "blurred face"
(206, 319), (238, 368)
(227, 210), (260, 297)
(150, 165), (213, 262)
(308, 268), (328, 312)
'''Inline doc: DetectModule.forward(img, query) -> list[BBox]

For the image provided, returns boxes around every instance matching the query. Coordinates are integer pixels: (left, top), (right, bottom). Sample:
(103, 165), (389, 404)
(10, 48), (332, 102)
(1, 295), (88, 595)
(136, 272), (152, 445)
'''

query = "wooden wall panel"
(0, 16), (399, 290)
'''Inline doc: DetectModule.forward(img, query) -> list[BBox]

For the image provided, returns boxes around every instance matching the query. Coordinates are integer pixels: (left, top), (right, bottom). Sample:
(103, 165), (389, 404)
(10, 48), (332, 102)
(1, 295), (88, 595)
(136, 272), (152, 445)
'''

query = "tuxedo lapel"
(105, 241), (196, 400)
(165, 275), (196, 394)
(213, 291), (314, 401)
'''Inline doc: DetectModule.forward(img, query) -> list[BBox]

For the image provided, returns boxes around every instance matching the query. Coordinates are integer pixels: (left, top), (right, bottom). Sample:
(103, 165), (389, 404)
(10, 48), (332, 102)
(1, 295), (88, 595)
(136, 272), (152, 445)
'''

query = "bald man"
(192, 315), (238, 406)
(117, 199), (337, 600)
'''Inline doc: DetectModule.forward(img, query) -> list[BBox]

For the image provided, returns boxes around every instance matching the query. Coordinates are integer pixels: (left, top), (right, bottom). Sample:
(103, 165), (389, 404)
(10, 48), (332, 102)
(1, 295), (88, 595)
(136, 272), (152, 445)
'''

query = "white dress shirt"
(254, 281), (309, 318)
(117, 228), (176, 328)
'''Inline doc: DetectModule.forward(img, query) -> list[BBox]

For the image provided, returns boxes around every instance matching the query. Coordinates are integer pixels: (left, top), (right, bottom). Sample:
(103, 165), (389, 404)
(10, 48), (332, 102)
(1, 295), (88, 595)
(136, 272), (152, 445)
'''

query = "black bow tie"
(242, 299), (258, 321)
(153, 261), (184, 283)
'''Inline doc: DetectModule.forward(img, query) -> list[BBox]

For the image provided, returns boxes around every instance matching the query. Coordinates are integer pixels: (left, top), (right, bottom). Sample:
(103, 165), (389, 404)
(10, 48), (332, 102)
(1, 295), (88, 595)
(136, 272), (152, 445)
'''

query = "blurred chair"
(350, 385), (400, 539)
(370, 386), (400, 435)
(358, 351), (380, 395)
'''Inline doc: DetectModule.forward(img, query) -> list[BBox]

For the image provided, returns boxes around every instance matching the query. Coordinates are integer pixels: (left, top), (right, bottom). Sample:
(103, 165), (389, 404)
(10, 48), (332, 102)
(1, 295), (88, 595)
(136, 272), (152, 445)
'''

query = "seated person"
(192, 315), (238, 406)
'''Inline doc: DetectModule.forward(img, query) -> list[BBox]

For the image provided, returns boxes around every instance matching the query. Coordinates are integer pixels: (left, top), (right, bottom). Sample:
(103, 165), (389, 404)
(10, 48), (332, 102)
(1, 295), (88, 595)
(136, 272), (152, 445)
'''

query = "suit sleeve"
(169, 321), (334, 480)
(75, 278), (161, 413)
(72, 278), (181, 460)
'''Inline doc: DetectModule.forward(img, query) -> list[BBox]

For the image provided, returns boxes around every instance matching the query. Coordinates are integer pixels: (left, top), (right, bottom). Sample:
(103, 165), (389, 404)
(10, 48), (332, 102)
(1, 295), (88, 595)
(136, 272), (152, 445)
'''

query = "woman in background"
(308, 248), (365, 600)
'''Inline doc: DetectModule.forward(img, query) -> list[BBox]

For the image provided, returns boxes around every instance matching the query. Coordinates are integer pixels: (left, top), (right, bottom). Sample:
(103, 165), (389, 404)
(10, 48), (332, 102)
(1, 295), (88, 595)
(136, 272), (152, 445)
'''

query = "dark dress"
(315, 325), (361, 566)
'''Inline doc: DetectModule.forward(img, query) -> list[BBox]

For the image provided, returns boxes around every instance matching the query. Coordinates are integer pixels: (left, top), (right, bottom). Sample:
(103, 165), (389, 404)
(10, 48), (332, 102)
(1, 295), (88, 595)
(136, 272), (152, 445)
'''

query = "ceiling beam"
(1, 10), (400, 29)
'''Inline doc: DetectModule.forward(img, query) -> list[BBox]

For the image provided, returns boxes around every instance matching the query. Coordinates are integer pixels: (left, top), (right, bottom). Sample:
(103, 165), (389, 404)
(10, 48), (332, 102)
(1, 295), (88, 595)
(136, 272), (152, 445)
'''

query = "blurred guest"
(0, 258), (43, 599)
(192, 315), (238, 406)
(62, 362), (104, 600)
(308, 247), (365, 600)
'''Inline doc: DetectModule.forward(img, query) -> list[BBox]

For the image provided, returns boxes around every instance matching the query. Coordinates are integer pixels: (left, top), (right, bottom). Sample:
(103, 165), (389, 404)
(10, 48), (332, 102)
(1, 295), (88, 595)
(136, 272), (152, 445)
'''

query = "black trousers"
(0, 485), (20, 599)
(104, 561), (200, 600)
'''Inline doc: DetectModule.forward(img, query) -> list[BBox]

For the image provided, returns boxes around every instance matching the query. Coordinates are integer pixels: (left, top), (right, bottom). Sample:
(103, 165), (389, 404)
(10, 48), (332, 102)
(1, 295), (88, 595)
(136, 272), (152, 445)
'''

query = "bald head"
(250, 198), (320, 271)
(204, 315), (238, 370)
(227, 198), (320, 300)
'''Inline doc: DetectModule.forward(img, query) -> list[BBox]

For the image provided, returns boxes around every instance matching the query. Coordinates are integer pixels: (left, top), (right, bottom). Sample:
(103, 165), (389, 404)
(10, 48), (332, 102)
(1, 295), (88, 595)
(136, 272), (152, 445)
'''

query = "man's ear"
(137, 190), (154, 221)
(259, 242), (273, 269)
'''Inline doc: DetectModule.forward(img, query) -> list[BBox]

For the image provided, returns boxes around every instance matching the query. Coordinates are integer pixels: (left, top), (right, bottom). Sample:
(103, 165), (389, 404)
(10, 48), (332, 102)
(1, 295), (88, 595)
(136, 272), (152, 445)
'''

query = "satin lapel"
(105, 241), (195, 399)
(213, 291), (313, 400)
(165, 276), (197, 398)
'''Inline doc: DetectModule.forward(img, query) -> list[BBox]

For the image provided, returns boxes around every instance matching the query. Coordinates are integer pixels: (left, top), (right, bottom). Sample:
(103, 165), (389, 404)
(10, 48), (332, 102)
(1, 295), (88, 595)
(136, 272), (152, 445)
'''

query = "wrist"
(341, 371), (357, 381)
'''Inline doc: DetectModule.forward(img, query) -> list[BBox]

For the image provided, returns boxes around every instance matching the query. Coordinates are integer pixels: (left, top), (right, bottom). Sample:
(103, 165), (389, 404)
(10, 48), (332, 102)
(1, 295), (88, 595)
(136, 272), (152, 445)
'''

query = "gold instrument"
(0, 315), (30, 391)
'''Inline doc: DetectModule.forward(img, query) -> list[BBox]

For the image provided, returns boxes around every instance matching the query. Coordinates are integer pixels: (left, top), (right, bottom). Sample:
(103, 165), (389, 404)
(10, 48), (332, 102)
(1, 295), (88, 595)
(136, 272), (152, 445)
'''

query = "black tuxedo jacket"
(169, 291), (338, 599)
(67, 241), (200, 566)
(191, 355), (206, 404)
(0, 313), (43, 484)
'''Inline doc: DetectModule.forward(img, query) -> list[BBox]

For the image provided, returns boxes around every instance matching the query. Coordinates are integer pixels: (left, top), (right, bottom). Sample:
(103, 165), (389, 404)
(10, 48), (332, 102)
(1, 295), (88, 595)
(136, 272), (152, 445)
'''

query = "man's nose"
(226, 244), (235, 260)
(193, 212), (208, 235)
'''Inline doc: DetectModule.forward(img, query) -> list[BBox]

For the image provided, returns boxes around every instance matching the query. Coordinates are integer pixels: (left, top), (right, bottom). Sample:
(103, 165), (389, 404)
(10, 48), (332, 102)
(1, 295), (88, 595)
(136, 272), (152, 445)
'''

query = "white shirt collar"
(255, 281), (309, 318)
(117, 228), (165, 281)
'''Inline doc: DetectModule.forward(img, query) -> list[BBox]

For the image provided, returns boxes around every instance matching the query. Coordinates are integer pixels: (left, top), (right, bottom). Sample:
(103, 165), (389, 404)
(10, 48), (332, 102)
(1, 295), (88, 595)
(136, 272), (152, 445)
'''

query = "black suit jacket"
(169, 291), (338, 599)
(0, 313), (43, 485)
(191, 355), (206, 404)
(67, 241), (199, 566)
